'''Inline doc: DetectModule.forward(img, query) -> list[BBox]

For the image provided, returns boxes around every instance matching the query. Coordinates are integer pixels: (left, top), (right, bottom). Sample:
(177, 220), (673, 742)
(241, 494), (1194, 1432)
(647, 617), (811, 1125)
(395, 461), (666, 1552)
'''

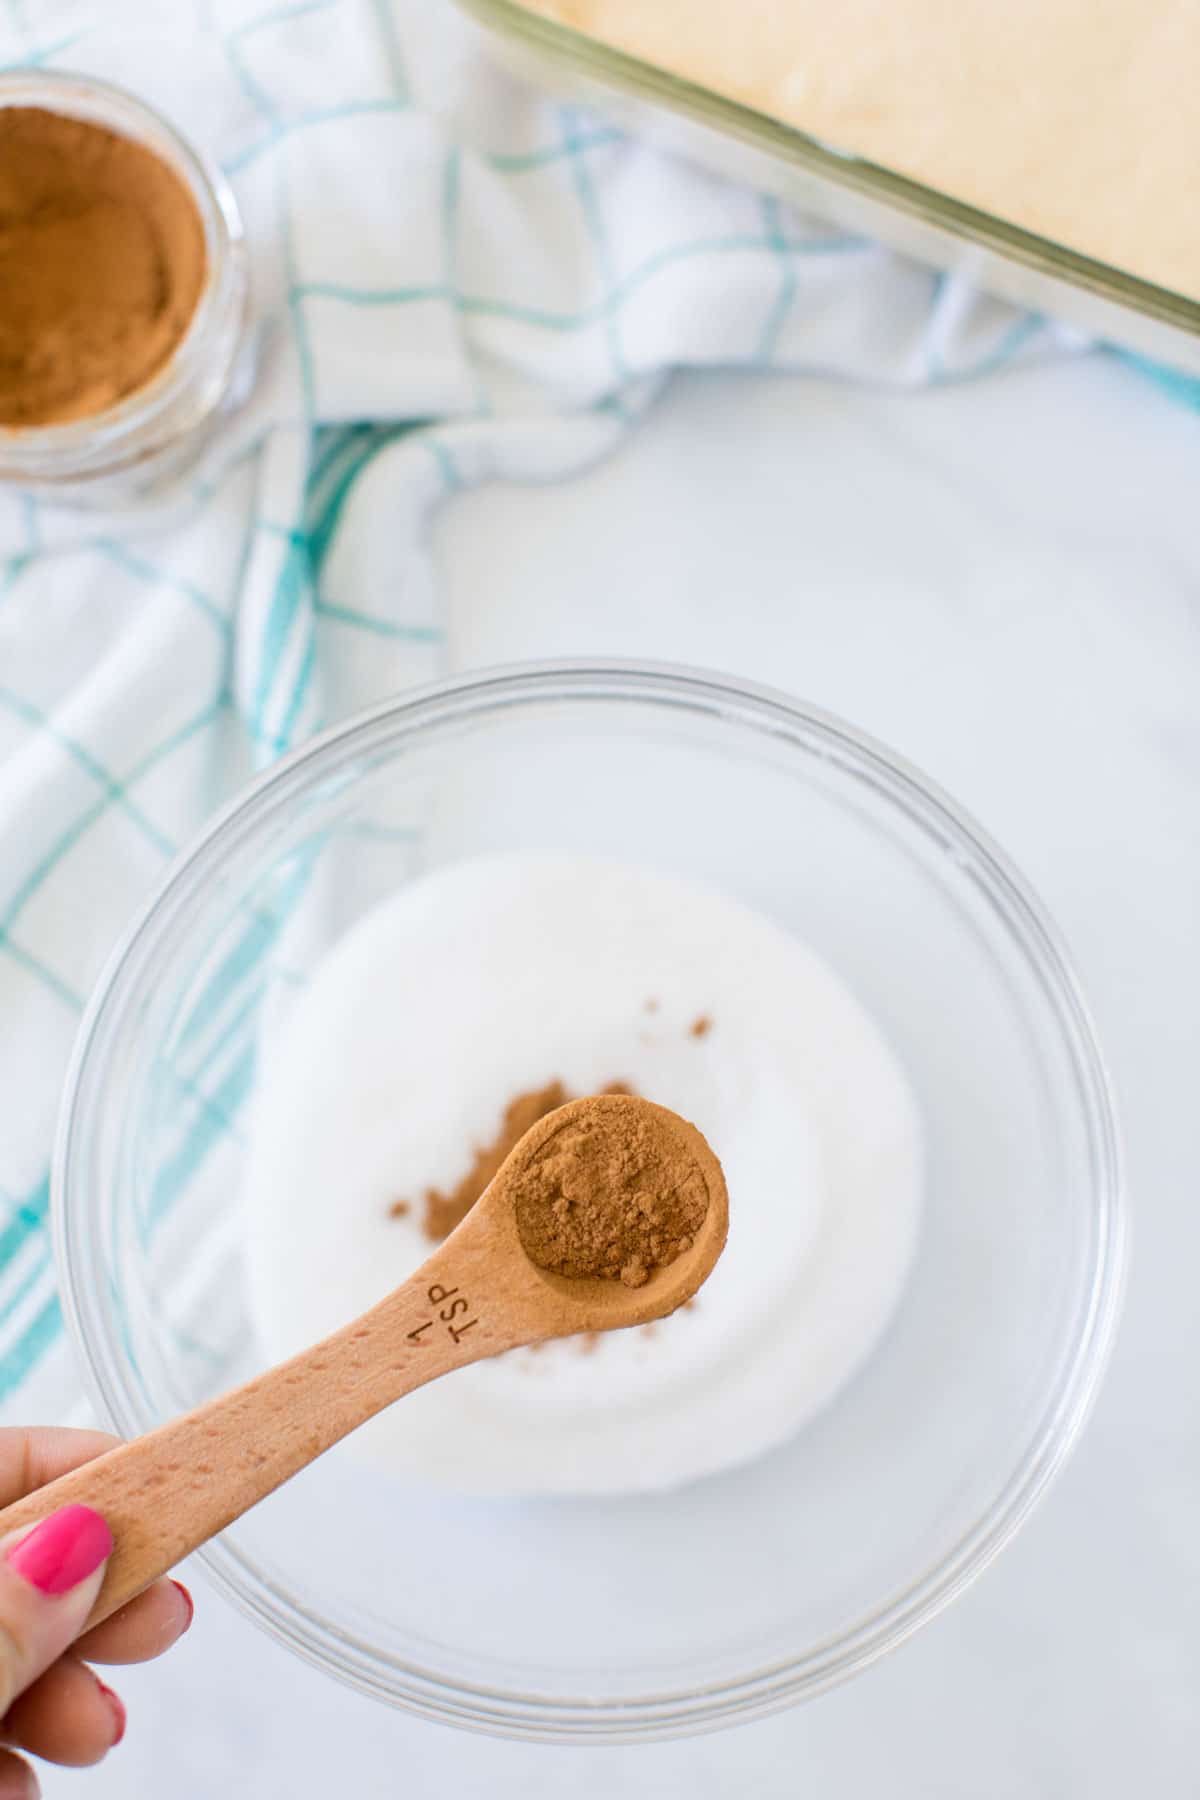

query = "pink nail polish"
(171, 1579), (195, 1631)
(5, 1504), (113, 1597)
(93, 1677), (126, 1748)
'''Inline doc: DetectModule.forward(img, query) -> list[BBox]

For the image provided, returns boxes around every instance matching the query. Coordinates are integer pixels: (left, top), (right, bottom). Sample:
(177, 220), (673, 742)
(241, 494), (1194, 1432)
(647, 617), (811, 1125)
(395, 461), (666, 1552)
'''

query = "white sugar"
(246, 853), (922, 1495)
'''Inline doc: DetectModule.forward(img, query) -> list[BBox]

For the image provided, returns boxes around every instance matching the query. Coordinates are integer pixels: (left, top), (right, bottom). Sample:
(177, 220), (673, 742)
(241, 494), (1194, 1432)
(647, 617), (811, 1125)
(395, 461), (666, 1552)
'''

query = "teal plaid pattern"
(0, 0), (1162, 1417)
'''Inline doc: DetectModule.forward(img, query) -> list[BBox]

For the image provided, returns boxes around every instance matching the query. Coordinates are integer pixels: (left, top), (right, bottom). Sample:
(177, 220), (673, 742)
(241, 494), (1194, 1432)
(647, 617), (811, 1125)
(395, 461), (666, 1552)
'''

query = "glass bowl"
(54, 663), (1124, 1741)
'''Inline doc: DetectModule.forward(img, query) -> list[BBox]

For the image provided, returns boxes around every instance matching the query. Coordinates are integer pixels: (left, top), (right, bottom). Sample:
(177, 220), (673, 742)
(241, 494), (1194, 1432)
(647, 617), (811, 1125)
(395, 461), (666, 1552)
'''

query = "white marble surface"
(53, 352), (1199, 1795)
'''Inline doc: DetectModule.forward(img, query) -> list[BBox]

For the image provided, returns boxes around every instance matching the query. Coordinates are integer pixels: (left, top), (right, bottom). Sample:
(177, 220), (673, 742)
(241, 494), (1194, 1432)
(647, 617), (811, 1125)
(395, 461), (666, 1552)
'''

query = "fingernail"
(93, 1676), (126, 1748)
(172, 1579), (194, 1632)
(5, 1504), (113, 1597)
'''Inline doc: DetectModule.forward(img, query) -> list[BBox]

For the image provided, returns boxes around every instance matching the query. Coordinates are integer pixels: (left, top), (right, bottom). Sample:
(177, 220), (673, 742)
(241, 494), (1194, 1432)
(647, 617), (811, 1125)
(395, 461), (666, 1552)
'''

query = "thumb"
(0, 1506), (113, 1715)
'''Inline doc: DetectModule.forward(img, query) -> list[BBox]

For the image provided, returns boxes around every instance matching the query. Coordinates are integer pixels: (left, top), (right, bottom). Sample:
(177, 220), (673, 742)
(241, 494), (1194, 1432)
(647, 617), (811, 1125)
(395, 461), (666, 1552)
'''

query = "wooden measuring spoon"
(0, 1095), (727, 1630)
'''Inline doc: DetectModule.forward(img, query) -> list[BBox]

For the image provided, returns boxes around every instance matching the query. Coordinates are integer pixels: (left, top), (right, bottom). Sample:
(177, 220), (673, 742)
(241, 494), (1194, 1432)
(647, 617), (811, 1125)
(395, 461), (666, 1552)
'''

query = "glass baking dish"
(452, 0), (1200, 378)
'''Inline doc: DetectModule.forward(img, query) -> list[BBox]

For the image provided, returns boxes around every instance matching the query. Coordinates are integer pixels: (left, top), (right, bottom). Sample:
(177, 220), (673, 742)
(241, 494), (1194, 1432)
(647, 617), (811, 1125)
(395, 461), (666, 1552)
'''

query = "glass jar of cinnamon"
(0, 71), (250, 500)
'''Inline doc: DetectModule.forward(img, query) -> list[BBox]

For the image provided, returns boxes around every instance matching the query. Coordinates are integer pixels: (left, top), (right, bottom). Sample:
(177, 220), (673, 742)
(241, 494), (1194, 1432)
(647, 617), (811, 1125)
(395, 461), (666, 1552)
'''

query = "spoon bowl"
(476, 1094), (730, 1337)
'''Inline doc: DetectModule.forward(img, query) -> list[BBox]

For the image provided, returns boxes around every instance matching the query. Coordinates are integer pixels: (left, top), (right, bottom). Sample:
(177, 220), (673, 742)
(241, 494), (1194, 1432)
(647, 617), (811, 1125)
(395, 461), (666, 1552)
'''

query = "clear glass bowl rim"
(53, 661), (1126, 1742)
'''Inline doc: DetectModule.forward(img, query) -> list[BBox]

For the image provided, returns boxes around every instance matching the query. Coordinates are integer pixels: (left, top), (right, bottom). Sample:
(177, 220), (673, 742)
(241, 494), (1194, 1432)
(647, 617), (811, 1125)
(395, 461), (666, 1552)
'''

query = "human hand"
(0, 1428), (194, 1795)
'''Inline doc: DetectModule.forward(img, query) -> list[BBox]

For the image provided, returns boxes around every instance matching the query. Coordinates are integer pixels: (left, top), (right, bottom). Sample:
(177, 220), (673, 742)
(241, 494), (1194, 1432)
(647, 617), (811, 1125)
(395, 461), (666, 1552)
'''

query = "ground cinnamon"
(513, 1094), (709, 1288)
(0, 107), (207, 427)
(417, 1079), (632, 1242)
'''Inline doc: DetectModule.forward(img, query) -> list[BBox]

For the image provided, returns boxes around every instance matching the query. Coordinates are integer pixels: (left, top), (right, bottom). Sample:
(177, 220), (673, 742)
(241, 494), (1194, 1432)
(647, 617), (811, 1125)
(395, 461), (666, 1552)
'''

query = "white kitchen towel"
(0, 0), (1099, 1419)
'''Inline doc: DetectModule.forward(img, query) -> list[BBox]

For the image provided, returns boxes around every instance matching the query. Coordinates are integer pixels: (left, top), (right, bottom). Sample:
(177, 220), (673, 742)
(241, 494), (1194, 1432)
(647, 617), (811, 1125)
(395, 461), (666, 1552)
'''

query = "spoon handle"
(0, 1247), (516, 1628)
